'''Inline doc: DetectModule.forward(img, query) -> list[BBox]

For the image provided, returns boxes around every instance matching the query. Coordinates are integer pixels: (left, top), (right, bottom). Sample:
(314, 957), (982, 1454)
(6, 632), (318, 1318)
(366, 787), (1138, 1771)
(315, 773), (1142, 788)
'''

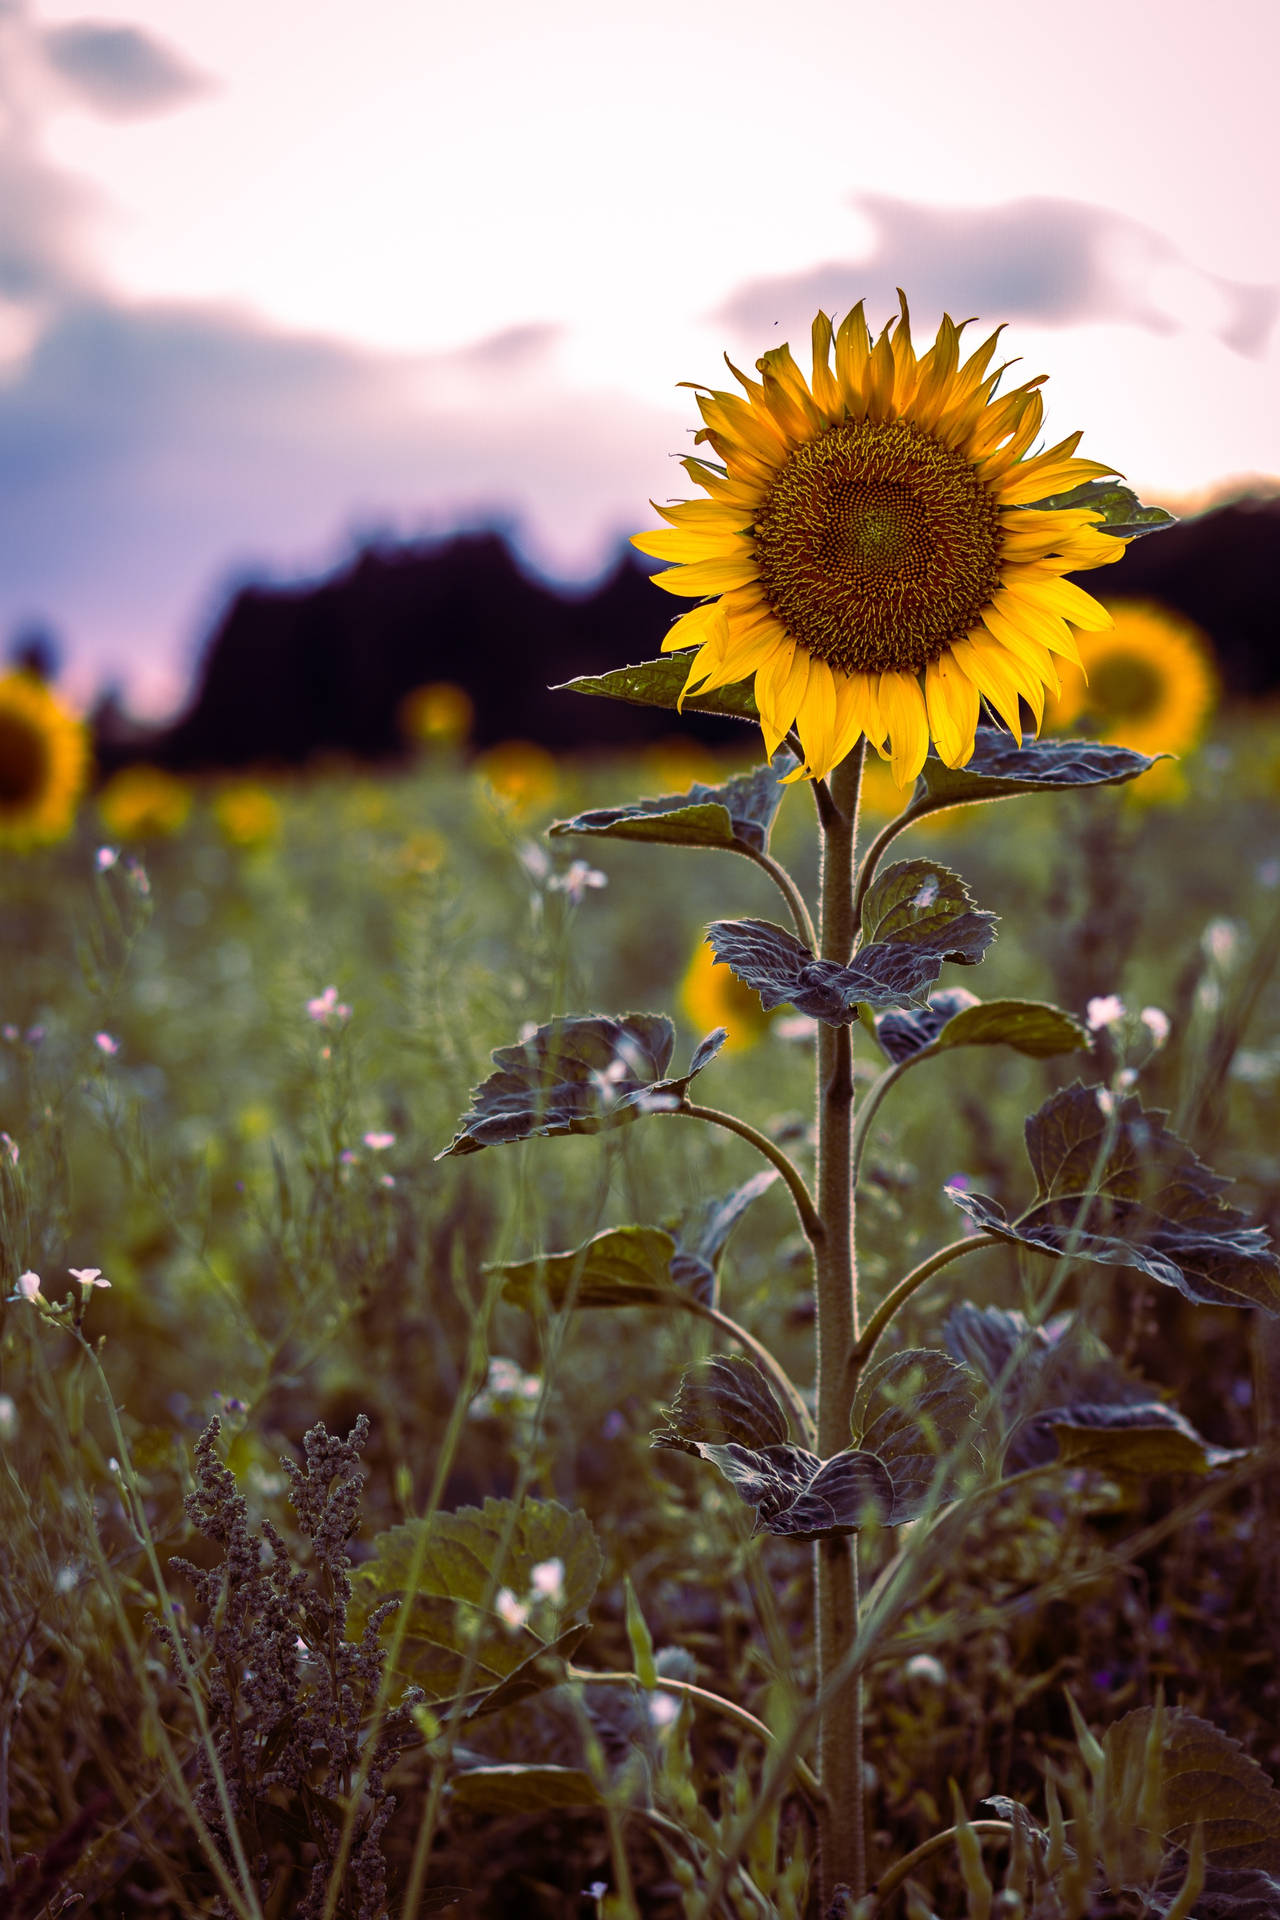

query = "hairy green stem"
(566, 1668), (826, 1805)
(665, 1101), (823, 1244)
(813, 742), (866, 1908)
(733, 841), (819, 951)
(848, 1234), (1001, 1391)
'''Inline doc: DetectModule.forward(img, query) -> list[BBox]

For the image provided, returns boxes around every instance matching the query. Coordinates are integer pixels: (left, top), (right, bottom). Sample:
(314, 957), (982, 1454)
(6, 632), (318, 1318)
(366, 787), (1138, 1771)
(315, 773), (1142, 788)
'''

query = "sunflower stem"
(734, 841), (818, 951)
(813, 739), (866, 1909)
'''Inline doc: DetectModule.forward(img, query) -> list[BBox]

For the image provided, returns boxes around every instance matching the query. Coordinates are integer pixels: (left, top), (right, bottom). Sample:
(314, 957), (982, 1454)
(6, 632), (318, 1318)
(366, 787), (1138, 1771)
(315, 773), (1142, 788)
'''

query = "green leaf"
(1049, 1403), (1242, 1476)
(437, 1014), (725, 1157)
(450, 1765), (604, 1814)
(653, 1356), (895, 1538)
(1103, 1709), (1280, 1870)
(554, 654), (759, 722)
(549, 751), (797, 856)
(944, 1083), (1280, 1313)
(1024, 479), (1177, 540)
(876, 990), (1090, 1065)
(850, 1348), (983, 1521)
(656, 1354), (791, 1450)
(942, 1300), (1223, 1477)
(348, 1497), (602, 1716)
(707, 881), (996, 1023)
(668, 1169), (779, 1305)
(860, 860), (996, 957)
(494, 1225), (685, 1313)
(623, 1576), (658, 1689)
(915, 726), (1159, 811)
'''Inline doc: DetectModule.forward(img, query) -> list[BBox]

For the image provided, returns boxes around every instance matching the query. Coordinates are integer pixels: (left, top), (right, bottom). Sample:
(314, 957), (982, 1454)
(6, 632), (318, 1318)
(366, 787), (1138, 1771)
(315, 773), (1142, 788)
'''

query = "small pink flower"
(1086, 995), (1126, 1033)
(94, 1032), (120, 1056)
(306, 986), (351, 1026)
(0, 1132), (18, 1166)
(14, 1272), (45, 1304)
(96, 846), (118, 871)
(363, 1131), (395, 1152)
(69, 1267), (110, 1290)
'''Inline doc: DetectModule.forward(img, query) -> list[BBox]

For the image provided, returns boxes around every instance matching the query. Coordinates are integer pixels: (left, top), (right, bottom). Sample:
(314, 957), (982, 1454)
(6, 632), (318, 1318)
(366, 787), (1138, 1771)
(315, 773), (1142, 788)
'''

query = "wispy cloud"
(718, 194), (1278, 359)
(38, 18), (214, 120)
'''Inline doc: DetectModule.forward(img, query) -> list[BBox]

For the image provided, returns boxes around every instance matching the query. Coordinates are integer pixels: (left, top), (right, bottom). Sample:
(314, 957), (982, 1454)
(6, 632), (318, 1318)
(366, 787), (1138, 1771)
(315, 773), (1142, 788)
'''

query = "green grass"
(3, 722), (1280, 1917)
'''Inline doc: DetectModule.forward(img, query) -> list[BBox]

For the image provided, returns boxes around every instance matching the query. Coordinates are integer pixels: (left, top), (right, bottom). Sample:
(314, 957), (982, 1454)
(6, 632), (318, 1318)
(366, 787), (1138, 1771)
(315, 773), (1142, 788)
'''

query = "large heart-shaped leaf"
(707, 872), (996, 1023)
(915, 727), (1159, 811)
(849, 1348), (983, 1520)
(656, 1354), (791, 1451)
(1025, 479), (1177, 540)
(555, 654), (759, 722)
(942, 1300), (1233, 1476)
(944, 1083), (1280, 1313)
(493, 1225), (686, 1312)
(438, 1015), (725, 1157)
(348, 1498), (602, 1717)
(1103, 1709), (1280, 1871)
(1048, 1402), (1242, 1476)
(876, 989), (1090, 1065)
(492, 1174), (778, 1318)
(549, 752), (796, 856)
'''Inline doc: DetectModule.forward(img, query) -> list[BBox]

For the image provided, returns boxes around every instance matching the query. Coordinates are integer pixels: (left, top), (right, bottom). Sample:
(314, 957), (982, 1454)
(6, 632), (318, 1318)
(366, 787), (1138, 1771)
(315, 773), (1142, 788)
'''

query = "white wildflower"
(494, 1588), (529, 1632)
(530, 1558), (564, 1603)
(1140, 1006), (1171, 1050)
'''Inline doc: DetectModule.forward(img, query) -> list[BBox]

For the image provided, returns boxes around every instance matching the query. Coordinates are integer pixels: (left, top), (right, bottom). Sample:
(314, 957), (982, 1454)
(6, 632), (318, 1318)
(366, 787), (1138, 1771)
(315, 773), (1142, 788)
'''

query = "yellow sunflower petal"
(951, 635), (1026, 742)
(793, 657), (839, 780)
(631, 525), (751, 563)
(809, 311), (841, 419)
(754, 642), (811, 758)
(650, 554), (762, 598)
(925, 653), (981, 768)
(1007, 572), (1115, 629)
(834, 301), (872, 410)
(660, 600), (731, 655)
(878, 671), (931, 786)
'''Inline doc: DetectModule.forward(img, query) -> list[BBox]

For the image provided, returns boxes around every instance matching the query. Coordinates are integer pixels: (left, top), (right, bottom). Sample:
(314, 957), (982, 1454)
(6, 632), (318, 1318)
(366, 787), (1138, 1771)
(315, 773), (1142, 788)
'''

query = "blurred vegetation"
(3, 713), (1280, 1917)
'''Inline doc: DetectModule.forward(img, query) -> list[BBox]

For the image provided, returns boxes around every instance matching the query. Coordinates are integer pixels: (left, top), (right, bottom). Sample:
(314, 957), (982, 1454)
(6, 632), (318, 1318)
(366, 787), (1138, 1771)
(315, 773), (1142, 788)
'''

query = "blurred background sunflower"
(680, 938), (774, 1051)
(98, 764), (193, 841)
(1047, 599), (1218, 801)
(0, 672), (89, 851)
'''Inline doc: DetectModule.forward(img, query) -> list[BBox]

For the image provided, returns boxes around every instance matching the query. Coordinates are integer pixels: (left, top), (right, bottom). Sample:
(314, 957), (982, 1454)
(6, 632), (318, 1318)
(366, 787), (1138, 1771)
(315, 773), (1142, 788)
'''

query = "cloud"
(39, 19), (213, 120)
(0, 296), (671, 708)
(717, 194), (1279, 359)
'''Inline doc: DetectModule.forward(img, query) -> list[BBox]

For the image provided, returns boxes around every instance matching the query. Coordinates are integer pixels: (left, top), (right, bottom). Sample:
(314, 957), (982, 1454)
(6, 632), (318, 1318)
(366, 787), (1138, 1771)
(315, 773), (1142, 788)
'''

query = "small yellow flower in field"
(393, 827), (448, 877)
(213, 781), (281, 848)
(475, 740), (559, 817)
(399, 680), (475, 748)
(681, 939), (773, 1051)
(634, 296), (1125, 787)
(98, 764), (192, 840)
(0, 672), (89, 851)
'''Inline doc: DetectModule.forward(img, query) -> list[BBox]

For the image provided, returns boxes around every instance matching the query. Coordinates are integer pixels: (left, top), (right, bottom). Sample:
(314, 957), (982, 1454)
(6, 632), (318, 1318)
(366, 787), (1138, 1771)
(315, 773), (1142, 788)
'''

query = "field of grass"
(4, 715), (1280, 1919)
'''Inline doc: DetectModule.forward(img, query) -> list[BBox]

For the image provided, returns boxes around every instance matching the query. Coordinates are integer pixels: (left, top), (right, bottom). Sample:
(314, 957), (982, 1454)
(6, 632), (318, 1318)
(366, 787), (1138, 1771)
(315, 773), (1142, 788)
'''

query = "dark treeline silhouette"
(90, 495), (1279, 773)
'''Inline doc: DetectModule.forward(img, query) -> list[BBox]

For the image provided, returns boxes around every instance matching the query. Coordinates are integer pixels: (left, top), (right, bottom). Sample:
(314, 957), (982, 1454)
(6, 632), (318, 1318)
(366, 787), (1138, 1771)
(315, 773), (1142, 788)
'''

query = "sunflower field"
(4, 305), (1280, 1920)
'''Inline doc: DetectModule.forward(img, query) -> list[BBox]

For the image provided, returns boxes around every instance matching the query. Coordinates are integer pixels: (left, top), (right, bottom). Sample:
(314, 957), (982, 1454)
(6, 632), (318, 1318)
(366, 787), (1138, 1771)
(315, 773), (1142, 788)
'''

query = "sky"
(2, 0), (1278, 714)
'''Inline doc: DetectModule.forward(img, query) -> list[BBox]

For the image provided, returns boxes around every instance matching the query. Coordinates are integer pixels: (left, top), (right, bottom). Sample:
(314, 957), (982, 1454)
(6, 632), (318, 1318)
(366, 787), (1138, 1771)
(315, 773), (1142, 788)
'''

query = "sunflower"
(1047, 599), (1217, 760)
(681, 940), (773, 1051)
(632, 296), (1126, 786)
(0, 672), (90, 851)
(98, 764), (192, 841)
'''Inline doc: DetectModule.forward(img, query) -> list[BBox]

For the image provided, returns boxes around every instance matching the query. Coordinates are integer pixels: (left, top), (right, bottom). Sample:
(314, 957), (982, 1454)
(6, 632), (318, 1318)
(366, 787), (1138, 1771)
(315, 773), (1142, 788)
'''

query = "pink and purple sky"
(2, 0), (1277, 714)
